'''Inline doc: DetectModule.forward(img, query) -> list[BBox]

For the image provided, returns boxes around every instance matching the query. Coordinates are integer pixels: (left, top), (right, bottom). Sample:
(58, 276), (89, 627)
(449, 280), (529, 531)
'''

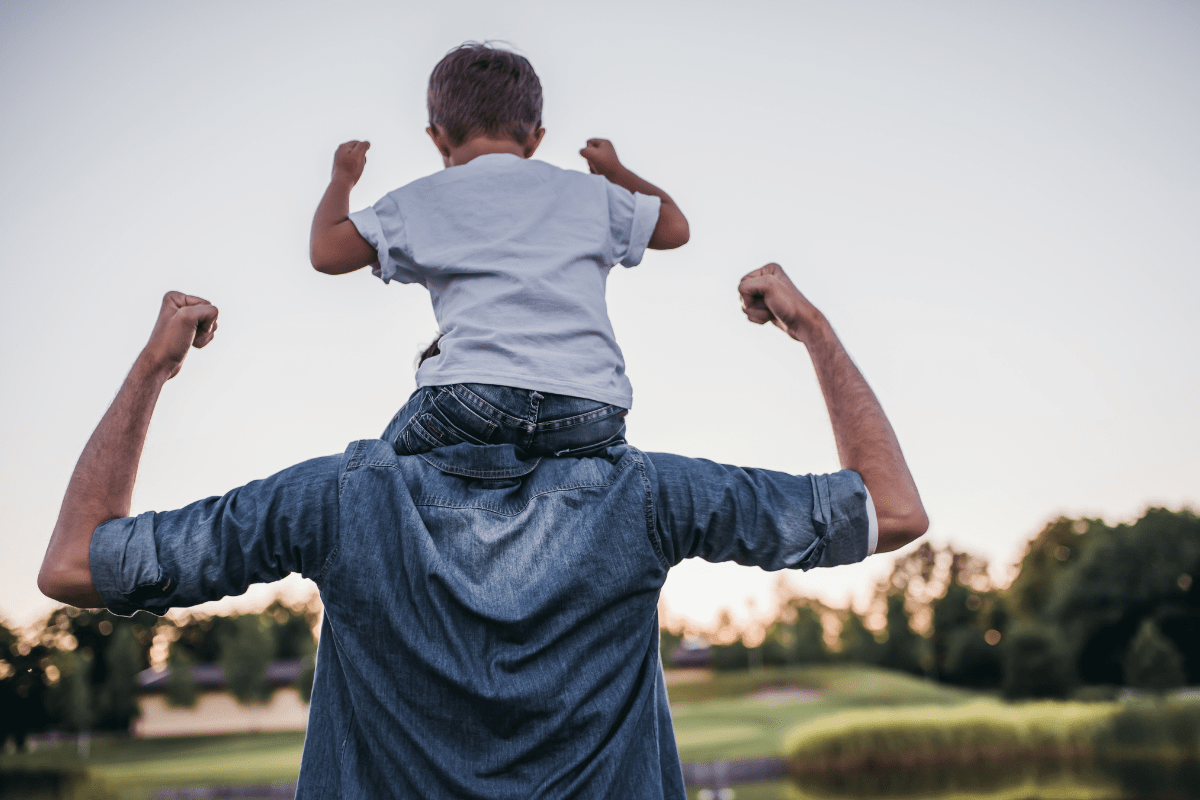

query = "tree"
(878, 595), (925, 676)
(54, 649), (95, 734)
(1124, 618), (1186, 693)
(219, 614), (275, 704)
(1002, 622), (1074, 699)
(1007, 517), (1090, 621)
(941, 627), (1002, 688)
(788, 605), (828, 665)
(95, 623), (141, 730)
(839, 610), (882, 665)
(1045, 509), (1200, 686)
(166, 647), (199, 708)
(266, 601), (318, 660)
(659, 628), (683, 669)
(1, 622), (51, 750)
(39, 608), (154, 733)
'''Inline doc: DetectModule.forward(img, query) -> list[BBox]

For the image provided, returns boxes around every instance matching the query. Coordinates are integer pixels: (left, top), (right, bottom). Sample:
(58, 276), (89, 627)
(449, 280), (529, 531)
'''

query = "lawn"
(0, 666), (976, 799)
(671, 664), (975, 765)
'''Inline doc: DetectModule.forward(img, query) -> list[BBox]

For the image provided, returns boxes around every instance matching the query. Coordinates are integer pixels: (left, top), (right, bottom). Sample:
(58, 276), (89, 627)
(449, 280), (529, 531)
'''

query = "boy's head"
(427, 42), (543, 149)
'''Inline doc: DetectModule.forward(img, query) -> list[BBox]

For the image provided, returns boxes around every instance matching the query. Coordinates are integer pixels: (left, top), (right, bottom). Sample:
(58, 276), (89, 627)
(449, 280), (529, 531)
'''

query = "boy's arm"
(310, 140), (379, 275)
(580, 139), (690, 250)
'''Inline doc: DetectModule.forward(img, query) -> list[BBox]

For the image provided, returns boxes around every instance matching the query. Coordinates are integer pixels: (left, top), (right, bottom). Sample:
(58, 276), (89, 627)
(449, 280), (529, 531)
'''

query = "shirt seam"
(632, 450), (671, 572)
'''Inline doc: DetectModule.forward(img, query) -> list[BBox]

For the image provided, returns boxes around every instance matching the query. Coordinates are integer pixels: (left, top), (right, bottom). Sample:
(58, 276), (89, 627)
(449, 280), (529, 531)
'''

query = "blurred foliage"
(165, 648), (198, 709)
(837, 610), (881, 666)
(295, 655), (317, 704)
(1124, 618), (1186, 693)
(659, 628), (683, 668)
(675, 508), (1200, 708)
(878, 595), (924, 677)
(1001, 621), (1075, 699)
(0, 598), (318, 748)
(0, 766), (119, 800)
(218, 614), (276, 704)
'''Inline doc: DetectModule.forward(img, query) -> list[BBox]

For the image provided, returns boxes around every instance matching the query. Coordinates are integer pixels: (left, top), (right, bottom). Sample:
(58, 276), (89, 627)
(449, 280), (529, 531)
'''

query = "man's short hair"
(428, 42), (543, 148)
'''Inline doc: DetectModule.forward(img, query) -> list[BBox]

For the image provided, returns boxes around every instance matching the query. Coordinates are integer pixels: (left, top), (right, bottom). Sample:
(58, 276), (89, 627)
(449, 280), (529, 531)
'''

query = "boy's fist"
(580, 139), (623, 178)
(332, 140), (370, 185)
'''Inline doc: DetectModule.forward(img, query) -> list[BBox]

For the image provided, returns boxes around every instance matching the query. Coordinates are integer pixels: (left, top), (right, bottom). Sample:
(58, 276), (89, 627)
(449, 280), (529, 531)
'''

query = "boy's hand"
(332, 140), (370, 186)
(579, 139), (624, 178)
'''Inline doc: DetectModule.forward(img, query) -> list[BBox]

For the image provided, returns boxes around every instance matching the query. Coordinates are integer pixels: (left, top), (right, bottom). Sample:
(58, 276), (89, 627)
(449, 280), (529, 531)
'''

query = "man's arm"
(739, 263), (929, 552)
(310, 140), (379, 275)
(38, 293), (219, 607)
(579, 139), (690, 250)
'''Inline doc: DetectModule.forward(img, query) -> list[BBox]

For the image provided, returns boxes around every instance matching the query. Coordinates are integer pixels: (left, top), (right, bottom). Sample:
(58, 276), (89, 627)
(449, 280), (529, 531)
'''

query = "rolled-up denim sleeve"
(642, 452), (873, 570)
(89, 451), (346, 617)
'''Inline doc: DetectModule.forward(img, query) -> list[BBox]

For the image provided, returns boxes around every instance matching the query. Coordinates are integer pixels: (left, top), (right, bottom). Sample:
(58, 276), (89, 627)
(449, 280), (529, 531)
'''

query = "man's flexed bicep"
(89, 453), (343, 616)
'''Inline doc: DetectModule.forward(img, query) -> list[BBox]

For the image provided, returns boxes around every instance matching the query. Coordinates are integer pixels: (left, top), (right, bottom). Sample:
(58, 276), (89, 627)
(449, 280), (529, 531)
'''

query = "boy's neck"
(445, 136), (528, 167)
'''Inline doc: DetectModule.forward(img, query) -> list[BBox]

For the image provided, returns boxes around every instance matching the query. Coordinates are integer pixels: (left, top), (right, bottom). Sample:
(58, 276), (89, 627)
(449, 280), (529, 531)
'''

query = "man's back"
(302, 440), (679, 798)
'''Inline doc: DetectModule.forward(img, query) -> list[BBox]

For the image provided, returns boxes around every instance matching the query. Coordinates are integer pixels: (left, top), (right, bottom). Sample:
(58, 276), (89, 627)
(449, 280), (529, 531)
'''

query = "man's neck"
(446, 136), (527, 167)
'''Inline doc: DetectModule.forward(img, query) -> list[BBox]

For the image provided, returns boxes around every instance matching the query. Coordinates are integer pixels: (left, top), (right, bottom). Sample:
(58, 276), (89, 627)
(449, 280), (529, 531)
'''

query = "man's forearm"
(39, 355), (168, 607)
(803, 320), (927, 551)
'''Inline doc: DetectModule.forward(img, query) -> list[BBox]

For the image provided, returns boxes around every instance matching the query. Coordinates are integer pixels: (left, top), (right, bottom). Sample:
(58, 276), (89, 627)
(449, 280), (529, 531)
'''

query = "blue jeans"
(382, 383), (628, 457)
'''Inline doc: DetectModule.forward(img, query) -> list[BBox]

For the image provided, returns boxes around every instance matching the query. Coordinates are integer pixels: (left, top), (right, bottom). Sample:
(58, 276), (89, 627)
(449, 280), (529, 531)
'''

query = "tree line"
(662, 507), (1199, 700)
(0, 600), (317, 750)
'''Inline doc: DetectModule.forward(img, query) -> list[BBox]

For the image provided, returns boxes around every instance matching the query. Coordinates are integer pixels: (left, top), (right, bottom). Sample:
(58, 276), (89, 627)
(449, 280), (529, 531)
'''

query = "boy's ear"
(426, 125), (452, 161)
(524, 127), (546, 158)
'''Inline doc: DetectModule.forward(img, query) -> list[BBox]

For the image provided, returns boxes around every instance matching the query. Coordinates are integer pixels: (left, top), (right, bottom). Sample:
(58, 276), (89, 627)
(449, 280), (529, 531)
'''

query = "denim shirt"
(90, 441), (873, 799)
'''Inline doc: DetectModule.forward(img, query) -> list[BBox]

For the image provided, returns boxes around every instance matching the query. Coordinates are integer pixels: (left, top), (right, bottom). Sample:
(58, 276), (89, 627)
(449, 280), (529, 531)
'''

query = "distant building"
(133, 660), (310, 737)
(670, 636), (712, 668)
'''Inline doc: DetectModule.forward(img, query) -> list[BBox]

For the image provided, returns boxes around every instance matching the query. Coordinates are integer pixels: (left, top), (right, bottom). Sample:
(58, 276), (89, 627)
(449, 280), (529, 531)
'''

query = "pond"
(684, 755), (1200, 800)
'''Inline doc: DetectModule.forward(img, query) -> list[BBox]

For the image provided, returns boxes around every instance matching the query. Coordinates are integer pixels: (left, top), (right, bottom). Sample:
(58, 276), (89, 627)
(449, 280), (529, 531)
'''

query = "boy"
(310, 42), (689, 456)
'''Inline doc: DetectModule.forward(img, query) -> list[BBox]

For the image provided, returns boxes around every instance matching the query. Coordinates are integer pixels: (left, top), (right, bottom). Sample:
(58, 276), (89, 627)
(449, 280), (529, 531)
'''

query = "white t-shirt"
(349, 153), (661, 408)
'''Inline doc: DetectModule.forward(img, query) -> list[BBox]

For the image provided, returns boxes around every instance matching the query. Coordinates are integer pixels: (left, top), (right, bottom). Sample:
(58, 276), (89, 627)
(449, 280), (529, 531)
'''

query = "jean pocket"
(409, 404), (495, 452)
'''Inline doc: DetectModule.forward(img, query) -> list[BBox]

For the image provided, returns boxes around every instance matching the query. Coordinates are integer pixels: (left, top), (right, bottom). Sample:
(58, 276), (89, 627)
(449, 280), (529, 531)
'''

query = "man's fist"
(142, 292), (219, 380)
(738, 263), (826, 344)
(332, 140), (370, 185)
(579, 139), (623, 178)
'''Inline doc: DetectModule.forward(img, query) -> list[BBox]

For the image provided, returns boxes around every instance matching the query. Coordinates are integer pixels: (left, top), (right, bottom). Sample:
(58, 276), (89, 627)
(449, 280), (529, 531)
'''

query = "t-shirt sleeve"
(643, 452), (874, 570)
(348, 194), (425, 286)
(604, 181), (662, 268)
(88, 449), (349, 617)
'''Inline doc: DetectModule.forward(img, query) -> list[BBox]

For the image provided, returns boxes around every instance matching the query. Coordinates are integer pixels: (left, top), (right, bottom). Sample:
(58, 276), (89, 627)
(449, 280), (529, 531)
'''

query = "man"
(39, 263), (927, 799)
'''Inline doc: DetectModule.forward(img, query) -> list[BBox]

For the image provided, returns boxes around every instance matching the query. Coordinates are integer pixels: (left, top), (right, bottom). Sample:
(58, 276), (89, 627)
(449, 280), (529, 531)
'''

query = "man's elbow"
(38, 565), (102, 609)
(37, 563), (73, 605)
(874, 506), (930, 554)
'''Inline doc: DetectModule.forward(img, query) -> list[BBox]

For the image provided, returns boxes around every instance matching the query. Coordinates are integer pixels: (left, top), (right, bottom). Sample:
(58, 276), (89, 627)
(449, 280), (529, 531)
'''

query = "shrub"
(1124, 618), (1186, 693)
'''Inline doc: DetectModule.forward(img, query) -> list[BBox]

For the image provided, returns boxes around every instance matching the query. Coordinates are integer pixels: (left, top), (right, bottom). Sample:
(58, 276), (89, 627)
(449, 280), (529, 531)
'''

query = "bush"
(1124, 619), (1186, 693)
(1002, 622), (1074, 699)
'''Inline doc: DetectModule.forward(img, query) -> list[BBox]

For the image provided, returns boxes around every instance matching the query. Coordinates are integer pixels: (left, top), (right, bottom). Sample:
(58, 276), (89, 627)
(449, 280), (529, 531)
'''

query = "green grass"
(1, 732), (305, 800)
(671, 665), (975, 764)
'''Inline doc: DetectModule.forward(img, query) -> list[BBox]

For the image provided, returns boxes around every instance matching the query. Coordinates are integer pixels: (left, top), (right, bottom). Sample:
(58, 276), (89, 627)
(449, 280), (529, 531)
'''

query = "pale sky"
(2, 0), (1197, 633)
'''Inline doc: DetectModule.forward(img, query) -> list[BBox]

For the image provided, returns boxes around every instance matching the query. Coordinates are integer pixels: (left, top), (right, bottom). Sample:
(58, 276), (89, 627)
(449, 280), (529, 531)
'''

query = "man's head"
(427, 42), (543, 152)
